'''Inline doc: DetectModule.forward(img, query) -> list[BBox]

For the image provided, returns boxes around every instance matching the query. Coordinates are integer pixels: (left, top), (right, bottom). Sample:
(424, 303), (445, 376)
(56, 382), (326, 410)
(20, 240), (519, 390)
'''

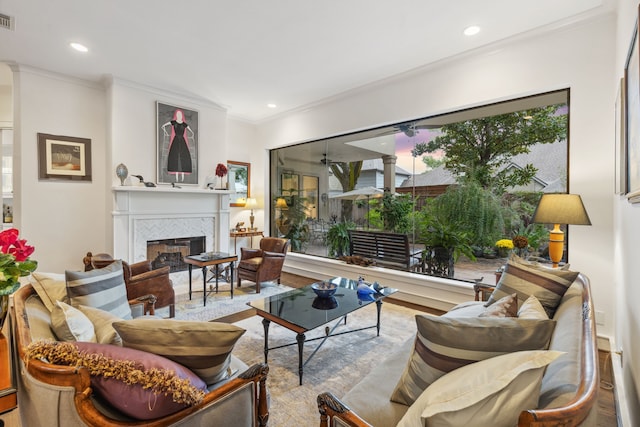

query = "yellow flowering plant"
(495, 239), (514, 250)
(0, 228), (38, 296)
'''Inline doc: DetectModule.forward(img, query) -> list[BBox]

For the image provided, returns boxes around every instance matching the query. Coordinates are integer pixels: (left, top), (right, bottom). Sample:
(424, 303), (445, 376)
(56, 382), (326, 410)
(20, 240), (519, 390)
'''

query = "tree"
(422, 155), (445, 171)
(411, 105), (567, 191)
(330, 161), (363, 220)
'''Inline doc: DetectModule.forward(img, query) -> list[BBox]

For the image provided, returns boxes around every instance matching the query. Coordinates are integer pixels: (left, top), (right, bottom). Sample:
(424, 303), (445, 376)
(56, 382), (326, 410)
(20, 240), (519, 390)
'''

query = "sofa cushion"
(25, 340), (206, 421)
(238, 257), (262, 272)
(390, 315), (556, 406)
(51, 300), (97, 342)
(30, 272), (68, 312)
(396, 350), (564, 427)
(78, 304), (123, 345)
(485, 254), (579, 318)
(113, 318), (246, 385)
(66, 260), (132, 320)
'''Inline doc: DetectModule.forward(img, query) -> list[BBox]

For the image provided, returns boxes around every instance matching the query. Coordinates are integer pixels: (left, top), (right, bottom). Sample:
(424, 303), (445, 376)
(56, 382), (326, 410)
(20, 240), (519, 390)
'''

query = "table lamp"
(245, 198), (258, 230)
(531, 193), (591, 267)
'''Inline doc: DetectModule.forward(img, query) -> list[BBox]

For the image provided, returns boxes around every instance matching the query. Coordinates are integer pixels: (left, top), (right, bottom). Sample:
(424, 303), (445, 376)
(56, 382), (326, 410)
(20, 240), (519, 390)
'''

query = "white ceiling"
(0, 0), (612, 122)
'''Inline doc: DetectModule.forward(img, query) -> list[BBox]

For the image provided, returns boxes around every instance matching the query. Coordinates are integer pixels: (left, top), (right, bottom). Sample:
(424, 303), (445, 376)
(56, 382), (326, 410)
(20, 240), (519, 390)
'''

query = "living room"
(0, 0), (638, 425)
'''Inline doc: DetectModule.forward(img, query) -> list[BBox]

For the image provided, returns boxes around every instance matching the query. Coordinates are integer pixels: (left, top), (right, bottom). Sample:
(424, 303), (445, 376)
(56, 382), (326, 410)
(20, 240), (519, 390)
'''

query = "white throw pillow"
(396, 350), (564, 427)
(518, 295), (549, 320)
(51, 301), (97, 342)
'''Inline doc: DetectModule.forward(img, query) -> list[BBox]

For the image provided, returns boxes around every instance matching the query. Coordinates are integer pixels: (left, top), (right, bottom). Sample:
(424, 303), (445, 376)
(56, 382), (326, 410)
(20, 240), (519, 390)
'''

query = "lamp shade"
(275, 198), (288, 209)
(532, 194), (591, 225)
(245, 198), (258, 209)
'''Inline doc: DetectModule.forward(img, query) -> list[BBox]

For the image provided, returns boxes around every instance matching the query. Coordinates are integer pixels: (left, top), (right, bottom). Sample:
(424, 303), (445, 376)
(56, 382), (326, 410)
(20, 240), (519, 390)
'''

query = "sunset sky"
(394, 128), (442, 174)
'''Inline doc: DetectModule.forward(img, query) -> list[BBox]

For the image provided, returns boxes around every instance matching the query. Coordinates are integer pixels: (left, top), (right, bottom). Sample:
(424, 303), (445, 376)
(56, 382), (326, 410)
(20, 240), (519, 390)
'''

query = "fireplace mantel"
(112, 186), (231, 262)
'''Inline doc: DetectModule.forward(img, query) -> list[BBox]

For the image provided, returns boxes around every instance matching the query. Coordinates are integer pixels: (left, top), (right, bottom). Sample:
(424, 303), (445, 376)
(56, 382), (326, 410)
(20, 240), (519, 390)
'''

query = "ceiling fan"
(320, 153), (337, 165)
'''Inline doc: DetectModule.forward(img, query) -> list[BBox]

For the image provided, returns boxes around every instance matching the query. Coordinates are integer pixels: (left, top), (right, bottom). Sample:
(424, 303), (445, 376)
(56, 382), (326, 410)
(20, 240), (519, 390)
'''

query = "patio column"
(382, 155), (397, 193)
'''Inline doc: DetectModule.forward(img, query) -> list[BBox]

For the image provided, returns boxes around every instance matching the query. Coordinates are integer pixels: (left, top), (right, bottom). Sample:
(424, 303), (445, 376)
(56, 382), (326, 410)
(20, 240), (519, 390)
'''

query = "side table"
(0, 316), (17, 417)
(184, 253), (238, 306)
(230, 230), (263, 253)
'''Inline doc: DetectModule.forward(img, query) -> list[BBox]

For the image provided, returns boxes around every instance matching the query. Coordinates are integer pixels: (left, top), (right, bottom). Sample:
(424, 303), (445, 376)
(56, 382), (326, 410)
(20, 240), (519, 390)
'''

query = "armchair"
(236, 237), (290, 293)
(85, 253), (176, 318)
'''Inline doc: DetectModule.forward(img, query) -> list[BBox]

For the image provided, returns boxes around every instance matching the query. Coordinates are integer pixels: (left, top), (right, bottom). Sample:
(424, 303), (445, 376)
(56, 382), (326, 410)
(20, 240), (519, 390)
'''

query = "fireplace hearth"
(147, 236), (205, 272)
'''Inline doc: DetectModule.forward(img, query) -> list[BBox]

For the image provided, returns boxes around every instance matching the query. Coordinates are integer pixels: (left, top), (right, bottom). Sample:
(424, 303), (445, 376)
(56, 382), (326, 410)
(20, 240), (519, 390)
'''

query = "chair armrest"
(128, 294), (157, 316)
(474, 282), (496, 302)
(128, 266), (171, 284)
(240, 248), (263, 260)
(317, 392), (373, 427)
(263, 251), (286, 258)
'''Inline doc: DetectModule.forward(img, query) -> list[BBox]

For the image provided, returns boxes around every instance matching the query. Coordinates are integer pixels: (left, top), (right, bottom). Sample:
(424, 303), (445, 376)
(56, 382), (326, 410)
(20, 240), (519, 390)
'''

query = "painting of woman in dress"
(157, 102), (198, 185)
(162, 109), (194, 182)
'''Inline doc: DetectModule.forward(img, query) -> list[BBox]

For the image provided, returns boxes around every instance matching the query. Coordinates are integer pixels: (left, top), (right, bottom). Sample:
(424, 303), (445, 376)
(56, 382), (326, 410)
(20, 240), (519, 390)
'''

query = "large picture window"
(269, 89), (569, 280)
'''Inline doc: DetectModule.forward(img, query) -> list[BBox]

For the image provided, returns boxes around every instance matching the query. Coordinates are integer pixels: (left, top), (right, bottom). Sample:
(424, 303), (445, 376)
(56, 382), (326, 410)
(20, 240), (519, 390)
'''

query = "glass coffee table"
(247, 277), (397, 385)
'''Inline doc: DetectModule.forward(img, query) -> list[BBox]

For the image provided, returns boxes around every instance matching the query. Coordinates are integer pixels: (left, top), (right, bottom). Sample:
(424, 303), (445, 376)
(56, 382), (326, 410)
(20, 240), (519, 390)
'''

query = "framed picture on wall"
(37, 133), (92, 181)
(625, 13), (640, 203)
(156, 102), (199, 186)
(616, 76), (627, 195)
(228, 160), (250, 207)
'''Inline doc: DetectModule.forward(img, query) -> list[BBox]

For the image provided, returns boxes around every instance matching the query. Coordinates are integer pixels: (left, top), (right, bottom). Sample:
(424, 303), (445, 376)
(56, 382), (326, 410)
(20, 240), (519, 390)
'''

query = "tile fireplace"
(112, 186), (231, 263)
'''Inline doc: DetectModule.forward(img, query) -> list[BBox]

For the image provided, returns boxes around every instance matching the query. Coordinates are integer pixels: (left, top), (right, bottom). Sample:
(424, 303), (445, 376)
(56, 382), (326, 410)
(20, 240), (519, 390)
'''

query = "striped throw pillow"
(112, 318), (246, 386)
(389, 315), (556, 406)
(485, 254), (579, 318)
(65, 260), (132, 320)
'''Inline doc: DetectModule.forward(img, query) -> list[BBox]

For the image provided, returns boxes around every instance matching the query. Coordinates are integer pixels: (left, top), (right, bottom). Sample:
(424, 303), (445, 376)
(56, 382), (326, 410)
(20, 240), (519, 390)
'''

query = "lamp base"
(250, 212), (255, 230)
(548, 224), (564, 268)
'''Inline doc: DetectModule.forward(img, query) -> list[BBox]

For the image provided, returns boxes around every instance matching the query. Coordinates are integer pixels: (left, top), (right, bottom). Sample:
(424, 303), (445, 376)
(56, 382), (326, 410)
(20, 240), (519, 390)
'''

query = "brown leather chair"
(86, 253), (176, 318)
(236, 237), (290, 293)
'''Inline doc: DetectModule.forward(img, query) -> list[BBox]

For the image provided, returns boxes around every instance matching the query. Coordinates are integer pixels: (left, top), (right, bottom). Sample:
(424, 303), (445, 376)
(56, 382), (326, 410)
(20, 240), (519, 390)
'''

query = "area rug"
(154, 271), (293, 321)
(231, 301), (422, 427)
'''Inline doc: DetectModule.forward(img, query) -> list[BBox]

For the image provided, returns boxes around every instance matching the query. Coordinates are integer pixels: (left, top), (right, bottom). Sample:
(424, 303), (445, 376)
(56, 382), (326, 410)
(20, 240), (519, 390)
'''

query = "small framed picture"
(37, 133), (92, 181)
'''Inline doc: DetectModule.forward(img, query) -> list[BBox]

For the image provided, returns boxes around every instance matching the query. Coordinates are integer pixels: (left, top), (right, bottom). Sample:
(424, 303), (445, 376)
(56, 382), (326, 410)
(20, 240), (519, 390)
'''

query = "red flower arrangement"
(215, 163), (228, 189)
(215, 163), (228, 178)
(0, 228), (37, 296)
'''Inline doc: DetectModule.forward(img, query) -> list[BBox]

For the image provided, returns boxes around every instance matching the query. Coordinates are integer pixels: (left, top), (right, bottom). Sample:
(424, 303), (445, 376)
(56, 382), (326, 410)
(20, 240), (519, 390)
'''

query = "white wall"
(12, 66), (107, 272)
(259, 15), (617, 339)
(615, 0), (640, 423)
(227, 118), (264, 246)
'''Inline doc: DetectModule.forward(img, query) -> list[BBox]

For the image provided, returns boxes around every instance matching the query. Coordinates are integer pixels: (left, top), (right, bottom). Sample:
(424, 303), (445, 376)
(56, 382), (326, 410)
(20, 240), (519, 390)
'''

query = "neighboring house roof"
(400, 140), (567, 192)
(361, 158), (411, 177)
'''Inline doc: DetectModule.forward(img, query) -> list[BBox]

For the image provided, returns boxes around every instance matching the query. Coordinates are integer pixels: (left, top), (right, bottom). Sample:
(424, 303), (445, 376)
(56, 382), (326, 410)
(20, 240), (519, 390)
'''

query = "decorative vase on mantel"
(116, 163), (129, 186)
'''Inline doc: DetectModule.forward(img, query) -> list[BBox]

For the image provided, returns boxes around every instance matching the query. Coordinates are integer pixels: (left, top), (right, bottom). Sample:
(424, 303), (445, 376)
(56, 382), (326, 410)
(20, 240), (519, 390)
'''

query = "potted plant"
(417, 216), (475, 279)
(326, 221), (355, 258)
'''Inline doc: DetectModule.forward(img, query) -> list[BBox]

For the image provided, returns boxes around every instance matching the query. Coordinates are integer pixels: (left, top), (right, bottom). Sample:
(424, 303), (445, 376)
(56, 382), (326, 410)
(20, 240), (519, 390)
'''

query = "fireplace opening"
(147, 236), (206, 272)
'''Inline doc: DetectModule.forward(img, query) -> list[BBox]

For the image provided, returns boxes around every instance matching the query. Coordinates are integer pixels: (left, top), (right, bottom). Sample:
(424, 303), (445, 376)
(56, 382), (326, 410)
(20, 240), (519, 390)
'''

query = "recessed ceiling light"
(463, 26), (480, 36)
(70, 42), (89, 53)
(267, 103), (277, 109)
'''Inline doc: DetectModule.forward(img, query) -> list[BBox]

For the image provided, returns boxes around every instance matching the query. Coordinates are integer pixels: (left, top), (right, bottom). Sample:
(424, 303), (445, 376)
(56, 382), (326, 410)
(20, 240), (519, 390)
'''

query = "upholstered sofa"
(317, 259), (598, 427)
(11, 265), (269, 427)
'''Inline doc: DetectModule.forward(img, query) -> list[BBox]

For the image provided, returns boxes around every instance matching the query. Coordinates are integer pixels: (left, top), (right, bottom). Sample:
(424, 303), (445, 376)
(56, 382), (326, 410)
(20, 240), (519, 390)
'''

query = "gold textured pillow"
(396, 350), (564, 427)
(389, 314), (556, 406)
(485, 254), (578, 318)
(51, 301), (97, 342)
(31, 272), (68, 312)
(113, 318), (246, 385)
(479, 293), (517, 317)
(78, 305), (123, 345)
